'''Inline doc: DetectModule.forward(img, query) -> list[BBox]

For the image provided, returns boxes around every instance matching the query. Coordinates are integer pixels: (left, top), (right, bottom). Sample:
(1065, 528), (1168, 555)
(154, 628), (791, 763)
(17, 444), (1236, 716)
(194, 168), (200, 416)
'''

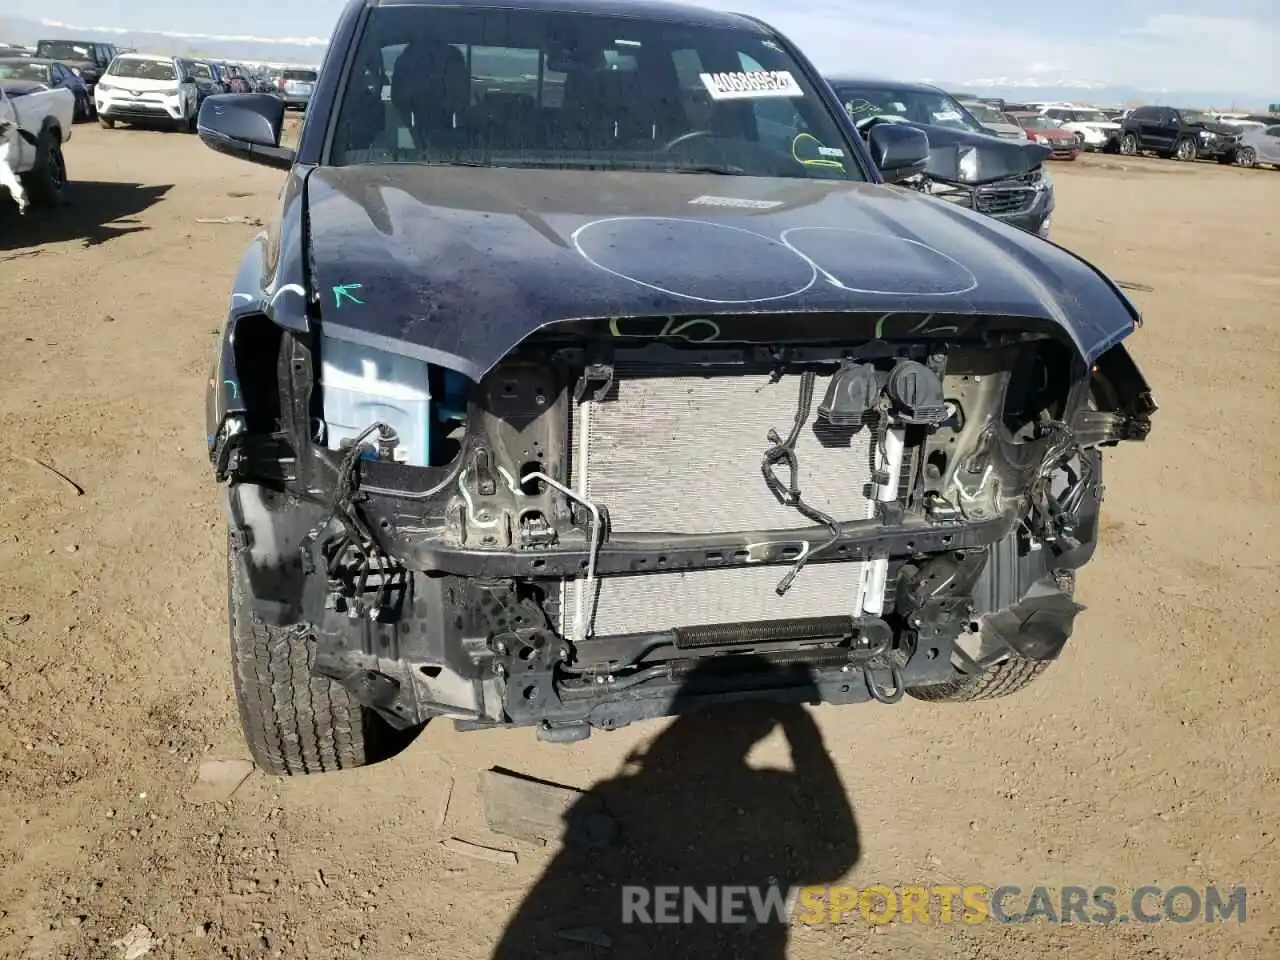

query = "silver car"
(1236, 123), (1280, 168)
(275, 66), (318, 110)
(959, 99), (1026, 139)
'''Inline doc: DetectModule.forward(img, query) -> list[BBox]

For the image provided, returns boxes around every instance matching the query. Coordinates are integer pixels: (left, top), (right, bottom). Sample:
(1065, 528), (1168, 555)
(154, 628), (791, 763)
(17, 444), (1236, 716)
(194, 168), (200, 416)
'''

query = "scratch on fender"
(607, 316), (723, 343)
(908, 313), (961, 336)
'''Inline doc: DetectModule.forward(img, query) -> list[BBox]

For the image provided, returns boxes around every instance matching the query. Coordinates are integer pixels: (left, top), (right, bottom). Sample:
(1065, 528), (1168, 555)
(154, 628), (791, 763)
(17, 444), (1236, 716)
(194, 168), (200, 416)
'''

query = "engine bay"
(215, 310), (1154, 739)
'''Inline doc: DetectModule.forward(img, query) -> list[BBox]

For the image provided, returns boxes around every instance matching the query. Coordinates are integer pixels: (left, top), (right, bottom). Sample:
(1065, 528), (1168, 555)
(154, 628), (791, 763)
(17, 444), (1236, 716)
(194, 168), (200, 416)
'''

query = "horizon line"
(38, 17), (329, 47)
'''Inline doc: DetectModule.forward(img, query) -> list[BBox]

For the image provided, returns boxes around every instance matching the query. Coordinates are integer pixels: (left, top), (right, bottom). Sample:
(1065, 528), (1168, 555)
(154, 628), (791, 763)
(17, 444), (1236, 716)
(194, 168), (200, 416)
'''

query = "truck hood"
(1034, 128), (1079, 142)
(1193, 121), (1243, 137)
(100, 75), (180, 92)
(981, 121), (1025, 136)
(304, 166), (1137, 380)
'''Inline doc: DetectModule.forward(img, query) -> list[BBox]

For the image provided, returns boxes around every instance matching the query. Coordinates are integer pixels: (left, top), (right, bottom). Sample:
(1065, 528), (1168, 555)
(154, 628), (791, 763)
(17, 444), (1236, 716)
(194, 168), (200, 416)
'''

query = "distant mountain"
(938, 80), (1269, 112)
(0, 15), (327, 67)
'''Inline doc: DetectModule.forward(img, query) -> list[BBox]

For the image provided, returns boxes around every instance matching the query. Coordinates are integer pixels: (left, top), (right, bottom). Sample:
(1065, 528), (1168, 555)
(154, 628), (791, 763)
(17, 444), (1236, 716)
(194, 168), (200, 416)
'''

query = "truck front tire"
(227, 530), (419, 776)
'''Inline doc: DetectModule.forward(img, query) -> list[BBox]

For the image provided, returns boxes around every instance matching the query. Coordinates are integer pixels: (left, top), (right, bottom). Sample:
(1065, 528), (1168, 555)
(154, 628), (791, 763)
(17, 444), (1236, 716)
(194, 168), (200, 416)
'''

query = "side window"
(469, 46), (540, 106)
(671, 47), (709, 124)
(602, 49), (638, 72)
(1266, 126), (1280, 138)
(736, 51), (805, 149)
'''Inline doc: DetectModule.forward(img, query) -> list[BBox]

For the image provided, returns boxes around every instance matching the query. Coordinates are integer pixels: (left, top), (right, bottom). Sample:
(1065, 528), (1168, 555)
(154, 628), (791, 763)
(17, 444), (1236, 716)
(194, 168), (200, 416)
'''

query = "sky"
(2, 0), (1277, 99)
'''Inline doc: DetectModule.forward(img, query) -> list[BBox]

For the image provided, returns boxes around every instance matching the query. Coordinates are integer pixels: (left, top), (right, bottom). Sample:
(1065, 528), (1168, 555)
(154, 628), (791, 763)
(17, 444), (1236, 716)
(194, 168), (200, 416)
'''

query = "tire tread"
(908, 654), (1051, 703)
(228, 538), (371, 776)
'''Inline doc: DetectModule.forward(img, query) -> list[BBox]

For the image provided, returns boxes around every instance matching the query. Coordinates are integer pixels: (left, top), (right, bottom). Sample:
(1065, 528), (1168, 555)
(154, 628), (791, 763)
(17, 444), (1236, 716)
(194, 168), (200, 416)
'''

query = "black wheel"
(908, 655), (1051, 702)
(1235, 148), (1256, 167)
(227, 530), (419, 775)
(1119, 132), (1138, 156)
(1174, 137), (1197, 161)
(98, 116), (115, 129)
(22, 132), (67, 207)
(906, 527), (1080, 703)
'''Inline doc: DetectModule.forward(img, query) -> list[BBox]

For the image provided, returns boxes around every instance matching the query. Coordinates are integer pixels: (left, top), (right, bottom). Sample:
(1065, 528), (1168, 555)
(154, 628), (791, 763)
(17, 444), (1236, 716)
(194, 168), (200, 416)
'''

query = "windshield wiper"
(669, 163), (747, 176)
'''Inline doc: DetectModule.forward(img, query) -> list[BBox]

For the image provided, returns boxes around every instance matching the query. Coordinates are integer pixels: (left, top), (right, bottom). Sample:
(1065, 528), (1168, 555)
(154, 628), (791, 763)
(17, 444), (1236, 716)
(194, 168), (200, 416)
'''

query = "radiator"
(561, 371), (888, 642)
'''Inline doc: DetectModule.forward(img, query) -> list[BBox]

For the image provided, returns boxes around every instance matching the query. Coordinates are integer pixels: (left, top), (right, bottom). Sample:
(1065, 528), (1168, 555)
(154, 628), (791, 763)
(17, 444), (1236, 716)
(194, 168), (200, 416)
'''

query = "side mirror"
(867, 123), (930, 183)
(197, 93), (295, 170)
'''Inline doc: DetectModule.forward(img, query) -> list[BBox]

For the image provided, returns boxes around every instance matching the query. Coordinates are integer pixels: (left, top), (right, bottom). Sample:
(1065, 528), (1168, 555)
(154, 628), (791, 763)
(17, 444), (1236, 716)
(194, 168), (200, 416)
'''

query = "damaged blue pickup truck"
(197, 0), (1155, 774)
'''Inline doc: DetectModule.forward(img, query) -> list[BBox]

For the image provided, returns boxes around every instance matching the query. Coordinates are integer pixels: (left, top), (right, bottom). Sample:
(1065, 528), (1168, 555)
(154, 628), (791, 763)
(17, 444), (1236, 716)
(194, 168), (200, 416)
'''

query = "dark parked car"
(1119, 105), (1243, 162)
(33, 39), (117, 99)
(826, 75), (1057, 236)
(196, 0), (1153, 768)
(191, 60), (231, 101)
(0, 56), (92, 120)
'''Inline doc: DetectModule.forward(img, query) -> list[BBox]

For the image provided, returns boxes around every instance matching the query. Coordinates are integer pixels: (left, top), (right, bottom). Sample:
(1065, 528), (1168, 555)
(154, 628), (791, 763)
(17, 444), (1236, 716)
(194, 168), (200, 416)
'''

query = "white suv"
(95, 54), (200, 130)
(1042, 106), (1121, 152)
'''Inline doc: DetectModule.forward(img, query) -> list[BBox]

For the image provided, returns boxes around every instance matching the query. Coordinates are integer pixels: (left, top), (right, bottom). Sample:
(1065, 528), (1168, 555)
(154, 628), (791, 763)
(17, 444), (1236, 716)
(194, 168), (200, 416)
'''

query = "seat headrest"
(391, 41), (470, 123)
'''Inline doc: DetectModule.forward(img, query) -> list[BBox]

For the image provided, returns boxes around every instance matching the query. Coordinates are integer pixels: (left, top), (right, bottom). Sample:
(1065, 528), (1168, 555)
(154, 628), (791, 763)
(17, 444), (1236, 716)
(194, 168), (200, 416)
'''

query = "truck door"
(0, 88), (27, 170)
(1152, 109), (1180, 152)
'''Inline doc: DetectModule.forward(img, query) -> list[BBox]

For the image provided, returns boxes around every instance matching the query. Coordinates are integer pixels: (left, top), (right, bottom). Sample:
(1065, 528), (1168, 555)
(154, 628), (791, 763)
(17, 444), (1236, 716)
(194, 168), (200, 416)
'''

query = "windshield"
(36, 41), (92, 61)
(108, 57), (177, 81)
(193, 62), (214, 80)
(0, 60), (50, 82)
(1180, 110), (1210, 124)
(830, 83), (985, 134)
(282, 69), (317, 81)
(1073, 109), (1109, 123)
(329, 5), (864, 179)
(962, 102), (1009, 125)
(1016, 114), (1058, 130)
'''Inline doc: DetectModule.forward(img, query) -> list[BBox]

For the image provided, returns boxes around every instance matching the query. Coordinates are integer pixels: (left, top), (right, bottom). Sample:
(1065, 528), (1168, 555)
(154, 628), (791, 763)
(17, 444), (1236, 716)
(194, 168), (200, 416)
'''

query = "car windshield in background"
(831, 84), (984, 134)
(0, 60), (50, 82)
(329, 5), (863, 180)
(1017, 115), (1058, 129)
(193, 63), (215, 80)
(1180, 110), (1211, 124)
(964, 102), (1007, 124)
(1073, 109), (1110, 123)
(35, 41), (92, 61)
(282, 69), (318, 81)
(109, 58), (177, 81)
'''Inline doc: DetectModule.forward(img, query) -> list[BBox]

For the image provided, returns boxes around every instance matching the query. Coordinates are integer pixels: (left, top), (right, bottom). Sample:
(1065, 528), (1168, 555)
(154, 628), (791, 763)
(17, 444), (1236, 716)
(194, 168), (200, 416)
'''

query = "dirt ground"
(1, 122), (1278, 960)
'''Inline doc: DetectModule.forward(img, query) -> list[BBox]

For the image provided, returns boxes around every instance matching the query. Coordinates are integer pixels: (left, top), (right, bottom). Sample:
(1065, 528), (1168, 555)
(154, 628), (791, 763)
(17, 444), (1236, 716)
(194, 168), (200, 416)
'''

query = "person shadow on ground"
(491, 656), (861, 959)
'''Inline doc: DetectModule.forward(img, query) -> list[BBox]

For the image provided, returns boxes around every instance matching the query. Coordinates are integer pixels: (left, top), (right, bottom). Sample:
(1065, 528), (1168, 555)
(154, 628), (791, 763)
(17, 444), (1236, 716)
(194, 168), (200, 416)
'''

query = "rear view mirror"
(867, 123), (930, 183)
(197, 93), (295, 170)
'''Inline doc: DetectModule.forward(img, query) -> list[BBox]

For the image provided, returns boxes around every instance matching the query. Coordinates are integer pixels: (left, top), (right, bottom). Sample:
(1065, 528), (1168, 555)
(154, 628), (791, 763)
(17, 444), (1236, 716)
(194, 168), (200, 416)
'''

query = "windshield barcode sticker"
(699, 70), (803, 100)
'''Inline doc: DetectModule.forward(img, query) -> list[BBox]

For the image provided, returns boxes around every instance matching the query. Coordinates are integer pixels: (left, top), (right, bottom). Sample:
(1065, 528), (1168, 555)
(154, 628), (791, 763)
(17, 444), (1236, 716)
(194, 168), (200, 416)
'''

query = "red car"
(1010, 112), (1081, 160)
